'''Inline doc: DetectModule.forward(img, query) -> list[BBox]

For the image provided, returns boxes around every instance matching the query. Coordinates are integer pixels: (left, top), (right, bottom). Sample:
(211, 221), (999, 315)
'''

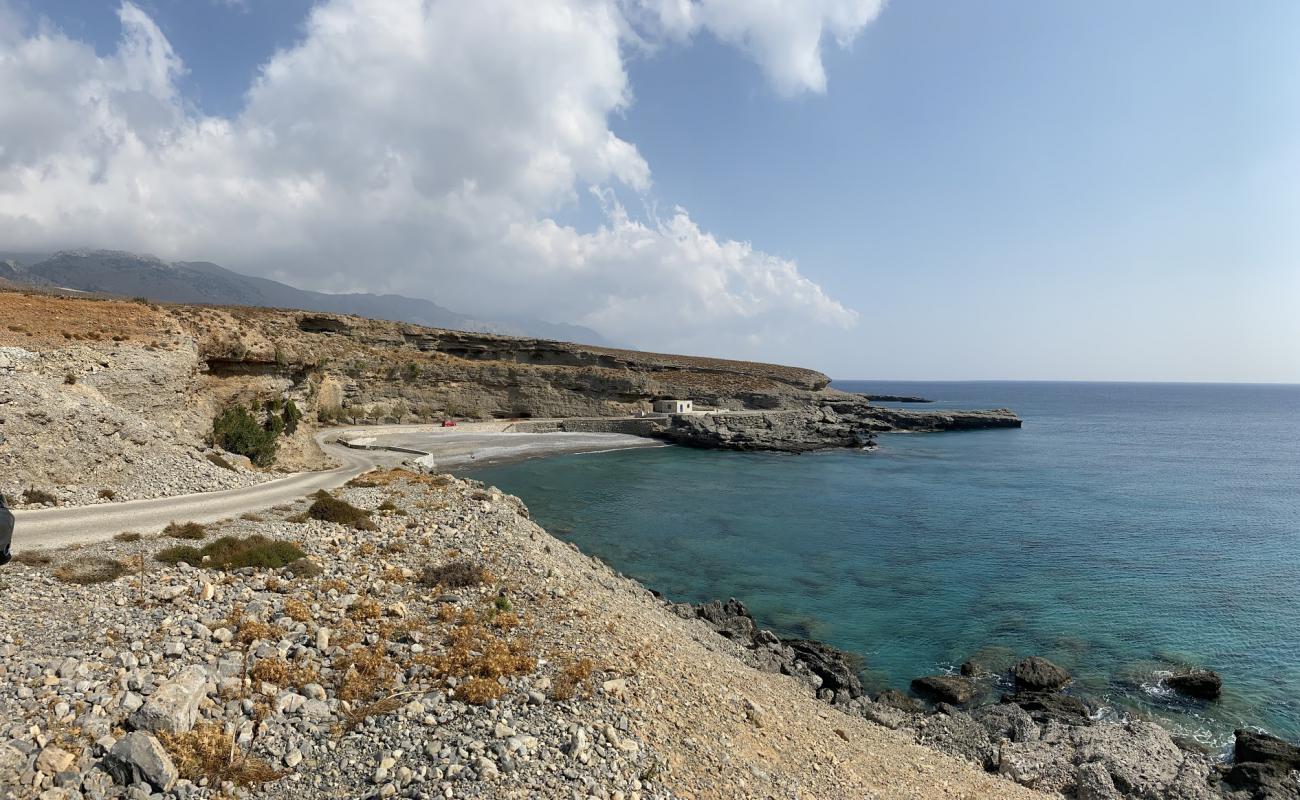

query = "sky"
(0, 1), (1296, 382)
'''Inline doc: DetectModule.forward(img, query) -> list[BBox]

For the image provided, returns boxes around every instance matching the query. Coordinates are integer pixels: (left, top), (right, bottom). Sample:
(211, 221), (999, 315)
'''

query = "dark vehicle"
(0, 493), (12, 565)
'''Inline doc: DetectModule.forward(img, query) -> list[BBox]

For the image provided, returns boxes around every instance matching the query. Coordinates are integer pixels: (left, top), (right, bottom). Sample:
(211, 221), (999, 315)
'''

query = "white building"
(652, 399), (693, 414)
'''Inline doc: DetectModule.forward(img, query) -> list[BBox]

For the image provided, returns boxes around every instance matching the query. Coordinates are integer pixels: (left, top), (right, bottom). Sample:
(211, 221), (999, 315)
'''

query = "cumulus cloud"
(0, 0), (870, 357)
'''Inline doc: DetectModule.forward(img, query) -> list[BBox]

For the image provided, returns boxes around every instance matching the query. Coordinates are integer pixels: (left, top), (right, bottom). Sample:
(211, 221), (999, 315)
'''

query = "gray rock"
(1167, 670), (1222, 700)
(910, 675), (976, 705)
(101, 732), (178, 791)
(128, 664), (209, 734)
(1012, 656), (1071, 692)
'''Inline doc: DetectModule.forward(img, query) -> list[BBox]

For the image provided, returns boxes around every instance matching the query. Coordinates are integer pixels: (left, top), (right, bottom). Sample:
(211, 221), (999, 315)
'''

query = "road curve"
(10, 432), (402, 553)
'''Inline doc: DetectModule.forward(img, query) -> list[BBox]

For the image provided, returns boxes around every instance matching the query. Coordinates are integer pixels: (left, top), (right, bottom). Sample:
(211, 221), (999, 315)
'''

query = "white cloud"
(0, 0), (870, 357)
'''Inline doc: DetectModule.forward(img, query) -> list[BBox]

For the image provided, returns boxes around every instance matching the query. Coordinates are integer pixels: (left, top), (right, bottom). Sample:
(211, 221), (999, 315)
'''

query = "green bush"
(282, 399), (302, 434)
(213, 406), (278, 467)
(156, 535), (306, 570)
(306, 492), (376, 531)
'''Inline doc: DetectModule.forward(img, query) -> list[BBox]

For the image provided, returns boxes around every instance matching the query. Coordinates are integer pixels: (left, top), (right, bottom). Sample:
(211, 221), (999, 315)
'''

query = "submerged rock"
(1012, 656), (1071, 692)
(875, 689), (922, 713)
(1167, 670), (1223, 700)
(1004, 691), (1093, 726)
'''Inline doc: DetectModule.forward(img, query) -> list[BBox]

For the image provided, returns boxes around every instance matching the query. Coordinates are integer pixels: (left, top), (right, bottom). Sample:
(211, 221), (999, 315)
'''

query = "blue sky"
(4, 0), (1298, 381)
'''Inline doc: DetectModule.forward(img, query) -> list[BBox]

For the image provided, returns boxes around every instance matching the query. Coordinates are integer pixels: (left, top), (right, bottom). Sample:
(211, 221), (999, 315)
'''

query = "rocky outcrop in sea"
(679, 596), (1299, 800)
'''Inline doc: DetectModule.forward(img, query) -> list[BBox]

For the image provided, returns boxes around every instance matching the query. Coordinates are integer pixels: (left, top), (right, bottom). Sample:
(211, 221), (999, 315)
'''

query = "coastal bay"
(468, 380), (1300, 752)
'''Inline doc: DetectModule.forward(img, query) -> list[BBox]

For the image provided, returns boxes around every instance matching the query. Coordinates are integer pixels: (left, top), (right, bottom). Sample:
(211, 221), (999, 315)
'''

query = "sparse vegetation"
(419, 559), (489, 589)
(63, 372), (77, 385)
(163, 521), (207, 540)
(98, 488), (116, 500)
(306, 491), (376, 531)
(159, 723), (280, 786)
(22, 488), (58, 506)
(155, 535), (306, 571)
(549, 657), (596, 701)
(53, 557), (128, 585)
(281, 399), (302, 434)
(13, 550), (53, 566)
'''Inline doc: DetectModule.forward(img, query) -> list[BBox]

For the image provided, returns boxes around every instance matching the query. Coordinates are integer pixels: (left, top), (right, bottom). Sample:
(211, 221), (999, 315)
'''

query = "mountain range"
(0, 250), (610, 345)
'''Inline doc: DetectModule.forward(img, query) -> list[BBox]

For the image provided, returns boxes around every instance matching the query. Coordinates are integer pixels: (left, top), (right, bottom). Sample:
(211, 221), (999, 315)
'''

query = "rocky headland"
(0, 288), (1018, 507)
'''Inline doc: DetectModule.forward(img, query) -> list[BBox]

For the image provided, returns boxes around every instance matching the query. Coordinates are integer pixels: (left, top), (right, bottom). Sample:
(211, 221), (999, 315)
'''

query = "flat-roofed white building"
(652, 399), (693, 414)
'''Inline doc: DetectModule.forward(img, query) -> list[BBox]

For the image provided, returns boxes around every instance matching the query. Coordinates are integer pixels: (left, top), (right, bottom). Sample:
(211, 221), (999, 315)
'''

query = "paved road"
(9, 425), (660, 553)
(9, 433), (403, 553)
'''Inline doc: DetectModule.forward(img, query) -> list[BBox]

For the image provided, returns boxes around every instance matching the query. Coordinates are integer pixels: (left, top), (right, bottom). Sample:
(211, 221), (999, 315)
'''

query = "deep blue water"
(465, 382), (1300, 748)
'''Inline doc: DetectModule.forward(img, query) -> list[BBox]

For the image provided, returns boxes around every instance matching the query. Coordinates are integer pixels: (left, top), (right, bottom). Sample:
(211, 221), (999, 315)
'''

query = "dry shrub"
(347, 468), (449, 488)
(22, 488), (57, 506)
(160, 723), (281, 786)
(334, 644), (397, 702)
(251, 657), (318, 689)
(377, 499), (399, 512)
(348, 596), (382, 621)
(419, 559), (489, 589)
(226, 608), (279, 645)
(284, 557), (323, 579)
(433, 611), (535, 705)
(456, 677), (505, 705)
(163, 521), (207, 540)
(283, 598), (312, 622)
(53, 557), (128, 585)
(113, 531), (142, 543)
(380, 566), (407, 583)
(98, 488), (116, 500)
(340, 694), (405, 733)
(549, 657), (596, 701)
(240, 513), (264, 522)
(320, 578), (348, 593)
(306, 492), (376, 531)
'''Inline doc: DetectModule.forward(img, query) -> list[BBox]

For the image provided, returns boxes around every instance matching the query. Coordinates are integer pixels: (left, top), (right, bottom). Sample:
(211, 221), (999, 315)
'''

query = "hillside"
(0, 288), (828, 506)
(2, 250), (610, 345)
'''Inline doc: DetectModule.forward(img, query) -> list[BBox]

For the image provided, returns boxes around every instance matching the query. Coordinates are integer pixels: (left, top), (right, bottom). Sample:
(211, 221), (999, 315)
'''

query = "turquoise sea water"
(465, 382), (1300, 748)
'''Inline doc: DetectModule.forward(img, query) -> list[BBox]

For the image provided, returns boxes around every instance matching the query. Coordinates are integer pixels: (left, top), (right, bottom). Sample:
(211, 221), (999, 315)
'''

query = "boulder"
(1233, 729), (1300, 770)
(129, 664), (210, 734)
(1012, 656), (1071, 692)
(911, 675), (976, 705)
(694, 598), (755, 640)
(875, 689), (922, 713)
(1167, 670), (1222, 700)
(781, 638), (865, 698)
(1004, 691), (1093, 726)
(971, 702), (1041, 743)
(100, 732), (178, 791)
(915, 710), (998, 769)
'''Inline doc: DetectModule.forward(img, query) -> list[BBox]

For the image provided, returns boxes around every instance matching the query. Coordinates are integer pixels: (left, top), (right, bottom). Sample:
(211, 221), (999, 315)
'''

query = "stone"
(910, 675), (976, 705)
(36, 745), (76, 775)
(780, 638), (865, 698)
(101, 731), (178, 791)
(129, 664), (209, 734)
(1004, 692), (1092, 726)
(1011, 657), (1070, 692)
(875, 689), (922, 713)
(1233, 728), (1300, 769)
(1167, 670), (1222, 700)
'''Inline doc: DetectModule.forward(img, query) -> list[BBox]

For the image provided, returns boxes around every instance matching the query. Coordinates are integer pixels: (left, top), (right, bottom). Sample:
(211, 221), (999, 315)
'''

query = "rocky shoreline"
(681, 597), (1300, 799)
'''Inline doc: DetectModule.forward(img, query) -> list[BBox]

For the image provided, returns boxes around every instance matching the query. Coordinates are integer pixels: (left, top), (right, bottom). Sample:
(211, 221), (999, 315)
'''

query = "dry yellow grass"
(160, 723), (280, 786)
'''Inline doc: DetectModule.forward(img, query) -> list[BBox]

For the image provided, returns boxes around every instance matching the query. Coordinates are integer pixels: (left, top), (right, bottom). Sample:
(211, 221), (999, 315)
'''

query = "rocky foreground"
(2, 471), (1047, 800)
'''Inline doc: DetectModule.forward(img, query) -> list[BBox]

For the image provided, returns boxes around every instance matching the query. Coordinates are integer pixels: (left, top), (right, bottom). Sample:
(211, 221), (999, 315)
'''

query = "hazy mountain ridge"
(3, 249), (611, 345)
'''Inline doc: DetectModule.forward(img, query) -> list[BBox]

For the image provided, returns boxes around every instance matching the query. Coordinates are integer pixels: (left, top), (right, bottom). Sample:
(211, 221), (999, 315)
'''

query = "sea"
(463, 381), (1300, 750)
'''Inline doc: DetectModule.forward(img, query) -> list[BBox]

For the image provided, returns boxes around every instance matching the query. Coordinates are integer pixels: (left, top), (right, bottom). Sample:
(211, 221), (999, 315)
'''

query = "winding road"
(10, 425), (660, 553)
(9, 432), (403, 553)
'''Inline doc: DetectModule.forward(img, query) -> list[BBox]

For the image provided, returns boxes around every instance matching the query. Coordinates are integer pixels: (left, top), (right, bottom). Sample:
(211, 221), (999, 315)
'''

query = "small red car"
(441, 419), (457, 427)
